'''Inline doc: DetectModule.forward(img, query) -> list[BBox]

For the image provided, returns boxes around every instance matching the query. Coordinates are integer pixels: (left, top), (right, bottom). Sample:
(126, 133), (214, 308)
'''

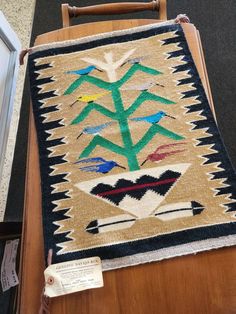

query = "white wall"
(0, 1), (36, 220)
(0, 38), (11, 114)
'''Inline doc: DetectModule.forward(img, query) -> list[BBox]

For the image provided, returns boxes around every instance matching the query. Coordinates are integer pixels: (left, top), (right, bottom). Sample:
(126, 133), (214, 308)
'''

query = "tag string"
(174, 14), (190, 24)
(19, 48), (32, 65)
(39, 249), (53, 314)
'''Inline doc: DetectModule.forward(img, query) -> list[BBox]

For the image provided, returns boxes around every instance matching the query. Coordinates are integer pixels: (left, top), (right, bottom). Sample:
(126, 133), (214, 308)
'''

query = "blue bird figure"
(74, 157), (126, 174)
(77, 122), (114, 139)
(129, 111), (176, 124)
(66, 65), (99, 76)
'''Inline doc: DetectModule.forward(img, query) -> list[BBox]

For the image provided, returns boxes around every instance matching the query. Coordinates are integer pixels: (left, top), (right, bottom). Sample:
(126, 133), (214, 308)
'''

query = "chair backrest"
(61, 1), (167, 28)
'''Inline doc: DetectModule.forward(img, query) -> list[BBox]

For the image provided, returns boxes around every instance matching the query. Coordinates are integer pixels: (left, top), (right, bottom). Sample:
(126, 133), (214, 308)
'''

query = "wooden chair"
(61, 1), (167, 28)
(18, 2), (231, 314)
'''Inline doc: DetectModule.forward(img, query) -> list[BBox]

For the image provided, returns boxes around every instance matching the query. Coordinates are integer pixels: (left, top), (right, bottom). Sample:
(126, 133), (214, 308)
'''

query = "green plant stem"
(64, 75), (112, 95)
(112, 89), (140, 171)
(116, 63), (162, 88)
(134, 124), (185, 154)
(69, 63), (182, 171)
(79, 135), (125, 158)
(125, 91), (176, 116)
(71, 102), (116, 125)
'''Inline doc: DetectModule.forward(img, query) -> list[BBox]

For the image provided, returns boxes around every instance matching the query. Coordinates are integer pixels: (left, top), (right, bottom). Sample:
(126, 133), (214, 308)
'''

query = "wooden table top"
(19, 19), (236, 314)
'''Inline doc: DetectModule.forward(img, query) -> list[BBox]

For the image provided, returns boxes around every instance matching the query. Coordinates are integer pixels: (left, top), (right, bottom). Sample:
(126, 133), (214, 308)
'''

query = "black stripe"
(29, 24), (180, 60)
(155, 207), (193, 216)
(88, 218), (136, 231)
(46, 221), (236, 262)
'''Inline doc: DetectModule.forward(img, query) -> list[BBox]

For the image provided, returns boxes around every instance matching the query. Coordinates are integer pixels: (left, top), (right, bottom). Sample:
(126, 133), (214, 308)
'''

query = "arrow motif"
(86, 201), (204, 234)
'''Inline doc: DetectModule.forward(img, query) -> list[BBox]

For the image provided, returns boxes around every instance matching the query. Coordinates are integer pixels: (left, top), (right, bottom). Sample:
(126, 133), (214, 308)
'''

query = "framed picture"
(0, 11), (21, 180)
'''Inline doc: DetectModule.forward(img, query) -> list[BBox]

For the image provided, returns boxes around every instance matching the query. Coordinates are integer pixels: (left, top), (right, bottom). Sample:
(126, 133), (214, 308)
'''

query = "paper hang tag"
(44, 256), (104, 297)
(1, 239), (19, 292)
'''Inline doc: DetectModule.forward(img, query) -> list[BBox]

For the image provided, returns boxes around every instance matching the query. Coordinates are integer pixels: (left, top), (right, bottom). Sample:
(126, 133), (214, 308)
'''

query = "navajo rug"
(29, 22), (236, 270)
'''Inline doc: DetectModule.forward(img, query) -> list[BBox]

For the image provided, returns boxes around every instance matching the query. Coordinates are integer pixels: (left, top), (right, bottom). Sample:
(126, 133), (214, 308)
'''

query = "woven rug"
(29, 21), (236, 270)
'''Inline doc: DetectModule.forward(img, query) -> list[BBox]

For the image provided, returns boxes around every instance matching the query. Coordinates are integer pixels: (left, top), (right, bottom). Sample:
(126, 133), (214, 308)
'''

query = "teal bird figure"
(66, 65), (99, 75)
(77, 122), (114, 139)
(129, 111), (176, 124)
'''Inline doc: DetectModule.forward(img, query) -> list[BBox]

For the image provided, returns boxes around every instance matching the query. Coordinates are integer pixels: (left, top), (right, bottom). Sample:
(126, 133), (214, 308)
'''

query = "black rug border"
(28, 23), (236, 264)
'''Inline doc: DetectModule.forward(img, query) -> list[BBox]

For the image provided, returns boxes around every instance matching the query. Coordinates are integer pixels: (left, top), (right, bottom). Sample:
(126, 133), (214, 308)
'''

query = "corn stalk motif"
(64, 51), (184, 171)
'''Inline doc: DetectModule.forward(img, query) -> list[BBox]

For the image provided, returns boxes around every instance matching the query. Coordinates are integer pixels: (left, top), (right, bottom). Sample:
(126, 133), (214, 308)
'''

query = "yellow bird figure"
(70, 91), (110, 107)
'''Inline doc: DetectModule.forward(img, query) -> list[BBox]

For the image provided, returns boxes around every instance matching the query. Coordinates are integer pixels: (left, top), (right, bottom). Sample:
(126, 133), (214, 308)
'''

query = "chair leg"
(61, 3), (70, 28)
(159, 0), (167, 20)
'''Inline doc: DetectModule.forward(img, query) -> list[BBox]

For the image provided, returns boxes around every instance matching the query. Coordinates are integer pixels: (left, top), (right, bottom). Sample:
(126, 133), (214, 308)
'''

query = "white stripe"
(102, 235), (236, 271)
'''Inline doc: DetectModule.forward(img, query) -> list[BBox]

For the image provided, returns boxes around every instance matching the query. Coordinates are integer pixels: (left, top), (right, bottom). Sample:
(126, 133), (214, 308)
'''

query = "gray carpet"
(4, 0), (236, 221)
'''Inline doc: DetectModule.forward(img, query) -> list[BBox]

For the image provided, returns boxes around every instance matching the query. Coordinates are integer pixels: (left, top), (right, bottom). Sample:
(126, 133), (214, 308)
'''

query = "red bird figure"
(141, 142), (186, 166)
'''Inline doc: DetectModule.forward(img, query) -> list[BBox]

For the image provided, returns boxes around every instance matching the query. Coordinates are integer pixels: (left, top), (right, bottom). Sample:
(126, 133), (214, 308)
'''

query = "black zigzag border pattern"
(28, 24), (236, 264)
(28, 61), (73, 255)
(163, 29), (236, 212)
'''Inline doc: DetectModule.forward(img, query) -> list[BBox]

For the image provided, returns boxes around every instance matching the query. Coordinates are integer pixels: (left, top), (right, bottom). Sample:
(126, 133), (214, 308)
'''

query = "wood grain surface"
(62, 1), (165, 27)
(68, 2), (159, 17)
(18, 20), (236, 314)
